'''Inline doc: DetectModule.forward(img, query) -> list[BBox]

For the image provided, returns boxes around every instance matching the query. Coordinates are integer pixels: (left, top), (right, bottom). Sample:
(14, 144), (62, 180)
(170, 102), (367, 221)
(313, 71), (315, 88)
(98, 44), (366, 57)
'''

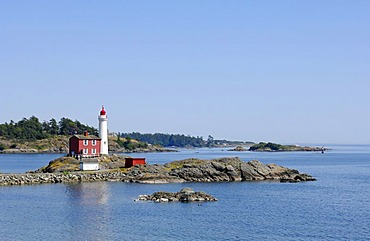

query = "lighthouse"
(98, 106), (109, 155)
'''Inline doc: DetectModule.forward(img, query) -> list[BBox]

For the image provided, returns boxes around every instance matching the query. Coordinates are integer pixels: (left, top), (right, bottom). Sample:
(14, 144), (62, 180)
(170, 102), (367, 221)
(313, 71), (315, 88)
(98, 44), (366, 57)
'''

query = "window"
(92, 148), (96, 154)
(83, 140), (88, 146)
(83, 149), (88, 154)
(92, 140), (96, 146)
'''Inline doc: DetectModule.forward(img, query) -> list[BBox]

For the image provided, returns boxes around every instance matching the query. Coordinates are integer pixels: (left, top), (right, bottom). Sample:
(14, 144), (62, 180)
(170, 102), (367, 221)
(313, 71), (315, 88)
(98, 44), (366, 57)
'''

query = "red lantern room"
(100, 106), (106, 116)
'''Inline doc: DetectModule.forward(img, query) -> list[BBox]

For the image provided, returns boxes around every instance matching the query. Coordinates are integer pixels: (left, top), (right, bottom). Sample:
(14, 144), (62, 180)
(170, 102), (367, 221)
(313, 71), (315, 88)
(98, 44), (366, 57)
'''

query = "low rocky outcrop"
(228, 146), (247, 151)
(123, 157), (316, 183)
(36, 157), (80, 173)
(249, 142), (328, 152)
(0, 157), (316, 186)
(137, 187), (217, 203)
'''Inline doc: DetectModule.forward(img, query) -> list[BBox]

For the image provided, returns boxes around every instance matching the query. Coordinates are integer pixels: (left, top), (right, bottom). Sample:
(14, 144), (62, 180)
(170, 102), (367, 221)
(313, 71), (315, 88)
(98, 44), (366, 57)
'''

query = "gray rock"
(138, 188), (217, 203)
(211, 161), (225, 171)
(180, 187), (195, 194)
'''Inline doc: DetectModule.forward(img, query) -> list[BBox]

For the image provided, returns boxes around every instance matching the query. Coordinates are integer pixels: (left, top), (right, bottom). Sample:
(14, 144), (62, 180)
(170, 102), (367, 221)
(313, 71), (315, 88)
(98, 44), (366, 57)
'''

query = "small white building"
(80, 159), (99, 171)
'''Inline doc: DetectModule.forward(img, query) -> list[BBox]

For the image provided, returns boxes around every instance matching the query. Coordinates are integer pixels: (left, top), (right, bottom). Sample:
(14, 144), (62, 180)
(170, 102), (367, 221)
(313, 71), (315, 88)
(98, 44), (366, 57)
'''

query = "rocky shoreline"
(0, 171), (125, 186)
(0, 157), (316, 186)
(0, 148), (67, 154)
(115, 147), (178, 153)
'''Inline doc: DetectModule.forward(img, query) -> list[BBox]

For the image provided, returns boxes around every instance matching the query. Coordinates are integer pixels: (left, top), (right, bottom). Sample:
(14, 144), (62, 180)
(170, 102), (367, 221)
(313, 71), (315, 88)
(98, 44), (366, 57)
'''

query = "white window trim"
(92, 148), (96, 154)
(83, 149), (88, 154)
(92, 140), (96, 146)
(83, 140), (88, 146)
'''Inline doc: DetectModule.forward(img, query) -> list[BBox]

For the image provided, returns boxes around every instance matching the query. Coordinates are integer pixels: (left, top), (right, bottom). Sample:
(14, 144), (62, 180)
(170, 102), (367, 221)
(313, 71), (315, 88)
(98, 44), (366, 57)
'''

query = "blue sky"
(1, 1), (370, 144)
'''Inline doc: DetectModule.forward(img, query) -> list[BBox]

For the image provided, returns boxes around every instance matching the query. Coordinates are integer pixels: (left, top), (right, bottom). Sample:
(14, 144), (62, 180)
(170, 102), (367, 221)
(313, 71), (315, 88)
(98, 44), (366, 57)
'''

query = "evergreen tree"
(48, 118), (59, 135)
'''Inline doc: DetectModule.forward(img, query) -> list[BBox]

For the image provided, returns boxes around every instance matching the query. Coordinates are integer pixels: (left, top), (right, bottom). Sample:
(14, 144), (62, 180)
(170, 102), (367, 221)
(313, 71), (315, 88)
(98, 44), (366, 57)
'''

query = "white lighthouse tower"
(98, 106), (109, 155)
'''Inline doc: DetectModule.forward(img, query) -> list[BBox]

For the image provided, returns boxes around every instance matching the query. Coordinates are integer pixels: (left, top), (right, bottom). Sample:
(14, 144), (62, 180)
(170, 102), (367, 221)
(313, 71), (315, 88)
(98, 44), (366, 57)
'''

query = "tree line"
(119, 132), (213, 148)
(0, 116), (98, 141)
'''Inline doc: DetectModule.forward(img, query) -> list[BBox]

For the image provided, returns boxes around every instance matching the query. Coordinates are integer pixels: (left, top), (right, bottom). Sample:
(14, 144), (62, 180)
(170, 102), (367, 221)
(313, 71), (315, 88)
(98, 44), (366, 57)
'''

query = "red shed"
(69, 132), (101, 158)
(125, 158), (146, 168)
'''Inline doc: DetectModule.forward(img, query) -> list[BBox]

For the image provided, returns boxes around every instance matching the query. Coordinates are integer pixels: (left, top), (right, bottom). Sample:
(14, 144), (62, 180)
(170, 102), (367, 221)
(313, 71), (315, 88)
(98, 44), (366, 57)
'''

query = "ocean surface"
(0, 145), (370, 240)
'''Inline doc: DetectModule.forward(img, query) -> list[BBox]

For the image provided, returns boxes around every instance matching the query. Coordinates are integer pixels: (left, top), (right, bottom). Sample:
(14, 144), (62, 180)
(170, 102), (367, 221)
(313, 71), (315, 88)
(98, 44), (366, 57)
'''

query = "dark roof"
(70, 134), (101, 140)
(80, 158), (99, 163)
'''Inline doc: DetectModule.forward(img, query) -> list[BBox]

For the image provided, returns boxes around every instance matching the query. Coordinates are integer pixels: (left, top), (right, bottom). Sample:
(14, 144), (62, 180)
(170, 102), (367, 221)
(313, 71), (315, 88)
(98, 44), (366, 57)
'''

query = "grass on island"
(164, 158), (208, 170)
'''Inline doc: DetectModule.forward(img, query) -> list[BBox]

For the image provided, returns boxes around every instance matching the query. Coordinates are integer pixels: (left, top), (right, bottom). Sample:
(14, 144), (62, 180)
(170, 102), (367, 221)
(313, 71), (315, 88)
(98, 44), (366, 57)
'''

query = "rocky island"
(227, 145), (248, 151)
(248, 142), (327, 152)
(137, 187), (218, 203)
(0, 156), (316, 186)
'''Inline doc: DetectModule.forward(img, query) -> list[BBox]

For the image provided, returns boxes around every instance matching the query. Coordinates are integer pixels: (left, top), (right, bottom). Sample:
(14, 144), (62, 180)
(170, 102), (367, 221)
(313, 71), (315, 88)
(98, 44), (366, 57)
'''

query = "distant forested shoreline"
(119, 132), (253, 148)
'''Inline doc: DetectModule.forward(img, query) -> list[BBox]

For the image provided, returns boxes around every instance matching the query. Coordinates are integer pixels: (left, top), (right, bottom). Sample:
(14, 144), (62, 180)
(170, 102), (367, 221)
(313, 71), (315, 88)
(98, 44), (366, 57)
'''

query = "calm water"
(1, 145), (370, 240)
